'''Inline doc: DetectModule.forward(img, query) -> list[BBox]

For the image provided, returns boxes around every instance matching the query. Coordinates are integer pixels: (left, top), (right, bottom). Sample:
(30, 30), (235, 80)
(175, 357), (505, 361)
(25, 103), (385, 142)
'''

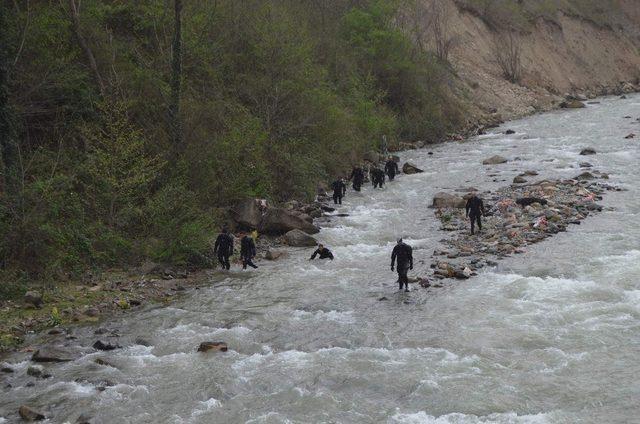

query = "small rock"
(624, 133), (636, 139)
(283, 229), (317, 247)
(197, 342), (228, 353)
(579, 162), (593, 168)
(378, 296), (388, 301)
(93, 340), (120, 351)
(24, 291), (43, 308)
(76, 413), (93, 424)
(94, 358), (115, 367)
(559, 100), (586, 109)
(31, 347), (73, 363)
(1, 365), (14, 373)
(580, 148), (596, 155)
(482, 155), (508, 165)
(505, 129), (515, 134)
(27, 365), (44, 378)
(134, 337), (151, 346)
(402, 162), (424, 174)
(19, 405), (45, 421)
(264, 249), (289, 260)
(85, 307), (100, 317)
(577, 172), (595, 180)
(513, 176), (527, 184)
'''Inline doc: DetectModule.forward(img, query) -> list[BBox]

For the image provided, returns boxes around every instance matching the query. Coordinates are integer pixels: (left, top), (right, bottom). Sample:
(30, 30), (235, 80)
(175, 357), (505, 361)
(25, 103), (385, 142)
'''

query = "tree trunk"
(0, 2), (17, 195)
(66, 0), (105, 96)
(169, 0), (183, 149)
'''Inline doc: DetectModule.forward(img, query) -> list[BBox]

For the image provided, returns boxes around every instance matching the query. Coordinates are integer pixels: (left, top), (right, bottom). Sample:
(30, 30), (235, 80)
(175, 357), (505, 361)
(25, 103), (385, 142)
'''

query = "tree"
(430, 0), (457, 62)
(169, 0), (183, 150)
(0, 2), (16, 195)
(493, 31), (522, 83)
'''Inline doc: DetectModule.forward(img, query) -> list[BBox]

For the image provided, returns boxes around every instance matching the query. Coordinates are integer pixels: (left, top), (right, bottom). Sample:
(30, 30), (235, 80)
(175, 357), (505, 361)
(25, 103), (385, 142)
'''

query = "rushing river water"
(2, 95), (640, 424)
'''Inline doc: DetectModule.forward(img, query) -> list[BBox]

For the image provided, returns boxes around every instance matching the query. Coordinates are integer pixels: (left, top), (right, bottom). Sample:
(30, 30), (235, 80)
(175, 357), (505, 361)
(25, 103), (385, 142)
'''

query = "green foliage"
(1, 0), (466, 283)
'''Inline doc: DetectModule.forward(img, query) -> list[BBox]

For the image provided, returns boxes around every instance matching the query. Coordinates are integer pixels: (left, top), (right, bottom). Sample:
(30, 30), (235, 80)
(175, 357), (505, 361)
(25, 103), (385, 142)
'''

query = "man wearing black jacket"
(240, 233), (258, 269)
(385, 158), (399, 181)
(309, 244), (334, 261)
(213, 228), (234, 270)
(391, 238), (413, 292)
(350, 167), (365, 192)
(331, 179), (347, 205)
(465, 193), (486, 235)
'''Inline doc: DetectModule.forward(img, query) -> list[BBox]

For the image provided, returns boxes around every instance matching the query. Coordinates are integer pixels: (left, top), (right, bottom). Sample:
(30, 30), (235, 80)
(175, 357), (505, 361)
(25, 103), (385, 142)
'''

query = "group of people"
(331, 157), (400, 204)
(214, 157), (486, 292)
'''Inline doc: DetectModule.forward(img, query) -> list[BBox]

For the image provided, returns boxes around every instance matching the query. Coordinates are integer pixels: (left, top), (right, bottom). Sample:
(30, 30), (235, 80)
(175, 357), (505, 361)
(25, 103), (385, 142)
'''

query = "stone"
(319, 205), (335, 213)
(580, 148), (596, 155)
(505, 129), (515, 134)
(283, 229), (317, 247)
(559, 100), (586, 109)
(197, 342), (228, 353)
(522, 170), (538, 176)
(576, 172), (595, 180)
(363, 151), (382, 163)
(27, 365), (44, 378)
(24, 291), (43, 308)
(624, 133), (636, 139)
(579, 162), (593, 168)
(515, 197), (548, 207)
(232, 198), (266, 230)
(94, 358), (115, 367)
(19, 405), (45, 421)
(264, 249), (289, 260)
(482, 155), (508, 165)
(76, 413), (93, 424)
(513, 176), (527, 184)
(402, 162), (424, 174)
(1, 366), (13, 373)
(85, 307), (100, 317)
(31, 347), (74, 363)
(259, 208), (319, 235)
(93, 340), (120, 351)
(432, 192), (466, 209)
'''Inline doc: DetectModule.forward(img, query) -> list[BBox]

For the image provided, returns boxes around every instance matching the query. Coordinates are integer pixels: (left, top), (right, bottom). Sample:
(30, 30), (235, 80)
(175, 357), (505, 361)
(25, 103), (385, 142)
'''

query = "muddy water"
(1, 95), (639, 423)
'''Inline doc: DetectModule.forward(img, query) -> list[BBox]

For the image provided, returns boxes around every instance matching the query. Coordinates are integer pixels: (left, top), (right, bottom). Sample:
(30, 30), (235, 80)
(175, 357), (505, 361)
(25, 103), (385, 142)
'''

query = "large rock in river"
(259, 208), (319, 235)
(402, 162), (423, 174)
(283, 229), (317, 247)
(482, 155), (508, 165)
(232, 198), (265, 230)
(432, 192), (466, 209)
(560, 100), (586, 109)
(580, 148), (596, 155)
(19, 405), (45, 421)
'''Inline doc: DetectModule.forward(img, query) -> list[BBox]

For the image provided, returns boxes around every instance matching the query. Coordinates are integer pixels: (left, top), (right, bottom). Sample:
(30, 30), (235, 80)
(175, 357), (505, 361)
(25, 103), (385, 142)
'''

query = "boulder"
(482, 155), (508, 165)
(560, 100), (585, 109)
(402, 162), (423, 174)
(580, 148), (596, 155)
(92, 340), (120, 351)
(576, 172), (595, 180)
(283, 229), (317, 247)
(264, 249), (289, 260)
(31, 347), (74, 363)
(259, 208), (319, 235)
(26, 365), (44, 378)
(363, 151), (382, 163)
(513, 176), (527, 184)
(24, 291), (43, 308)
(432, 192), (466, 209)
(232, 198), (266, 230)
(197, 342), (228, 353)
(19, 405), (45, 421)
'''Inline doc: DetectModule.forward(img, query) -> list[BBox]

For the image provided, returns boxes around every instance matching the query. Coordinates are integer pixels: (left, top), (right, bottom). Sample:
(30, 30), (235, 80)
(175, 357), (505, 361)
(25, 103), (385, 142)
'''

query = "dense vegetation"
(0, 0), (465, 291)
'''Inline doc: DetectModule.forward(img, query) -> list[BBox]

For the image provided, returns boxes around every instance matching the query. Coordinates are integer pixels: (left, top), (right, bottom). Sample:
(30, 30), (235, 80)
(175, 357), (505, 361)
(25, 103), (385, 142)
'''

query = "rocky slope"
(432, 0), (640, 124)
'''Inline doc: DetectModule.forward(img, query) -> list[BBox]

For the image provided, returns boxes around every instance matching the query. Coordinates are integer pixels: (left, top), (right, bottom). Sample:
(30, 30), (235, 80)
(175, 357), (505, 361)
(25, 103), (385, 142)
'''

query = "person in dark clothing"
(214, 228), (234, 270)
(309, 244), (334, 261)
(350, 167), (365, 192)
(331, 179), (347, 205)
(240, 233), (258, 269)
(465, 194), (486, 235)
(391, 238), (413, 292)
(385, 158), (399, 181)
(371, 168), (385, 189)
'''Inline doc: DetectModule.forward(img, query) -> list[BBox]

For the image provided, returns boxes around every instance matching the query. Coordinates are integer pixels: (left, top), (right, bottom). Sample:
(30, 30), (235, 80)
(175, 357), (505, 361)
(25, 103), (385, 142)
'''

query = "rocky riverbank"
(422, 169), (621, 286)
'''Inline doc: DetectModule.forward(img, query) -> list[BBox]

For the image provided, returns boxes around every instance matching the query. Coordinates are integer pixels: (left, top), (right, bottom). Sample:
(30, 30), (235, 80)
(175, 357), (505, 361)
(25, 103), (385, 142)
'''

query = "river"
(1, 95), (639, 423)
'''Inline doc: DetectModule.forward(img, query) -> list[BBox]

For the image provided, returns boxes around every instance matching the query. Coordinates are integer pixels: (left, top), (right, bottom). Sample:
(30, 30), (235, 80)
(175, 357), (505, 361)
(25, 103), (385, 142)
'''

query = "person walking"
(465, 193), (486, 235)
(391, 238), (413, 292)
(214, 227), (234, 270)
(331, 178), (347, 205)
(240, 232), (258, 269)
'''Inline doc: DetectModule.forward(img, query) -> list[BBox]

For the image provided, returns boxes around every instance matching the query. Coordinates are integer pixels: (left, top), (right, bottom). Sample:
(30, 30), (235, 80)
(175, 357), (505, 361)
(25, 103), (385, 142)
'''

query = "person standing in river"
(465, 193), (486, 235)
(213, 227), (234, 270)
(331, 178), (347, 205)
(371, 167), (385, 189)
(240, 232), (258, 269)
(391, 238), (413, 292)
(385, 157), (399, 181)
(350, 166), (365, 192)
(309, 244), (334, 260)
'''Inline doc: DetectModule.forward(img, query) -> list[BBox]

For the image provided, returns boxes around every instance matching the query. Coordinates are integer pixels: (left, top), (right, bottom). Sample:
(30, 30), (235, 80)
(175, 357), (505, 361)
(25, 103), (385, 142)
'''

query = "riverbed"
(1, 95), (639, 423)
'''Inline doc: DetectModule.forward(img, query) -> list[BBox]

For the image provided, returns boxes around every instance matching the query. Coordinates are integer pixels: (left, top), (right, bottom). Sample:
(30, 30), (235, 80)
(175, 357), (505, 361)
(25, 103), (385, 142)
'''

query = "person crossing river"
(213, 227), (234, 270)
(349, 166), (365, 192)
(385, 157), (399, 181)
(331, 178), (347, 204)
(391, 238), (413, 292)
